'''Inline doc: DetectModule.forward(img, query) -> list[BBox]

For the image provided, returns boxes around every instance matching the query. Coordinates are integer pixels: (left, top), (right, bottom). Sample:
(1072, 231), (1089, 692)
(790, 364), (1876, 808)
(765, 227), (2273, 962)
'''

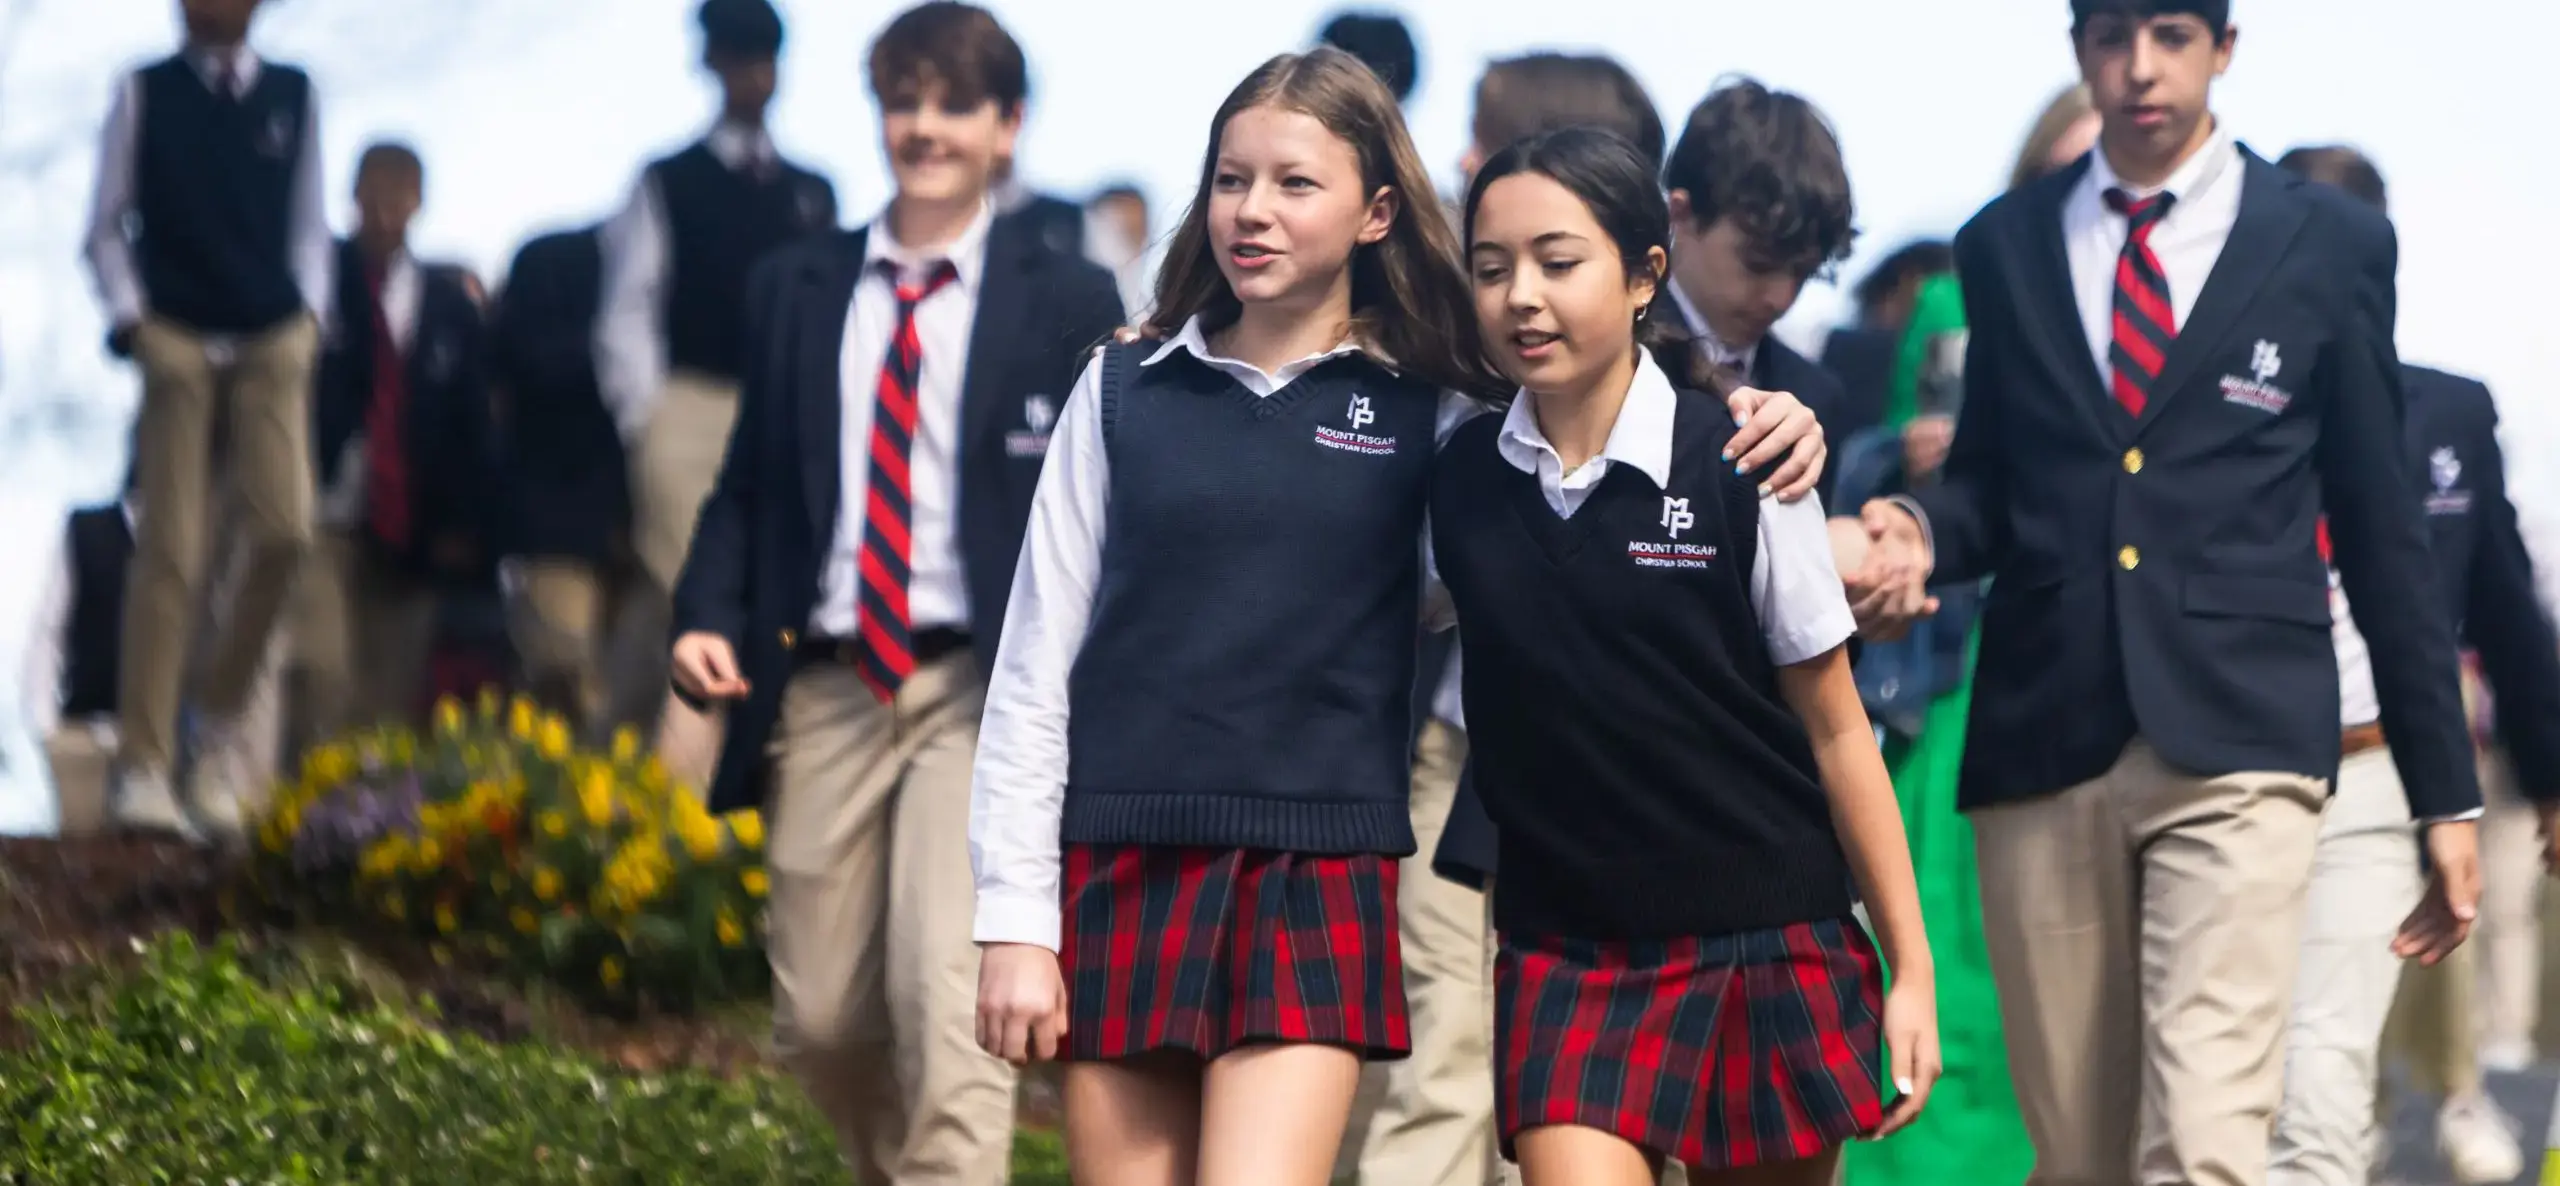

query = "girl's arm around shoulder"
(969, 353), (1114, 954)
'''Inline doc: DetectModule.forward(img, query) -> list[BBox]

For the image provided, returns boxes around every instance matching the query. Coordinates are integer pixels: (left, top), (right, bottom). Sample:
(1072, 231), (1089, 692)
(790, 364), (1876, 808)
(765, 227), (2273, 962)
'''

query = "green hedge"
(0, 936), (1068, 1184)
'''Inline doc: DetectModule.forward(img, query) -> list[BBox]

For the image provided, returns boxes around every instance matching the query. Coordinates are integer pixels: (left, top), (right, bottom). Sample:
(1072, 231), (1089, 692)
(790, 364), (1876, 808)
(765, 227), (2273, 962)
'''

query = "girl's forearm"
(1811, 726), (1932, 975)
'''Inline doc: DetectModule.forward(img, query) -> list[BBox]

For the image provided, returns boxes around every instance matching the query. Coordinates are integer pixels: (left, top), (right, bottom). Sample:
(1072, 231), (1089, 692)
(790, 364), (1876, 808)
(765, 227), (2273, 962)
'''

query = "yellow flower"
(716, 907), (745, 948)
(477, 686), (501, 722)
(512, 907), (539, 935)
(741, 869), (769, 899)
(538, 810), (568, 839)
(599, 956), (625, 989)
(413, 837), (445, 872)
(611, 726), (640, 764)
(727, 810), (764, 851)
(435, 903), (458, 934)
(434, 696), (466, 736)
(580, 785), (613, 829)
(509, 696), (536, 740)
(532, 866), (563, 902)
(537, 717), (571, 760)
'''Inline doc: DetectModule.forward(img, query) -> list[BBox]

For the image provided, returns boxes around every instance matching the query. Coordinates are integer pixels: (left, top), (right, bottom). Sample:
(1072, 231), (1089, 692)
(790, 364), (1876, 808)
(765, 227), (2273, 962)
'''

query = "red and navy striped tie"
(854, 258), (958, 702)
(2105, 188), (2177, 417)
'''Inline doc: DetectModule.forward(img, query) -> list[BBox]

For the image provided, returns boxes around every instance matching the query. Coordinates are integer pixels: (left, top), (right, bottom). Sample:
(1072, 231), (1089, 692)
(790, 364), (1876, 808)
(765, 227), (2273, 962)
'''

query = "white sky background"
(0, 0), (2554, 513)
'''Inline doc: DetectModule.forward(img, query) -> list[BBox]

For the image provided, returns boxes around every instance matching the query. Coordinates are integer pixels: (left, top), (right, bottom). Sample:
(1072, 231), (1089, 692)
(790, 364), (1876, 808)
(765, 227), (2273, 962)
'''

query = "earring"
(1634, 302), (1651, 325)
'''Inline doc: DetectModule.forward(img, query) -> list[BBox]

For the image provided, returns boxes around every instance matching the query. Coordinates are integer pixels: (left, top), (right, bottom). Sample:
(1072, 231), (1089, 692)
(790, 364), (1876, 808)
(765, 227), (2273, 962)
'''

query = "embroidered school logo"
(1315, 392), (1397, 456)
(2219, 339), (2293, 414)
(1629, 497), (1716, 568)
(1004, 394), (1059, 457)
(257, 110), (295, 158)
(1660, 496), (1695, 539)
(2426, 446), (2473, 515)
(2251, 340), (2283, 384)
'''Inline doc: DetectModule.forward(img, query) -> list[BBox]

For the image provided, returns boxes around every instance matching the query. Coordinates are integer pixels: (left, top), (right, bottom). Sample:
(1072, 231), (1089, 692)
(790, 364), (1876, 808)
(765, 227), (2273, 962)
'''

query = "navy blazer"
(491, 226), (629, 565)
(2404, 364), (2560, 799)
(1914, 148), (2477, 818)
(313, 239), (498, 578)
(673, 212), (1125, 812)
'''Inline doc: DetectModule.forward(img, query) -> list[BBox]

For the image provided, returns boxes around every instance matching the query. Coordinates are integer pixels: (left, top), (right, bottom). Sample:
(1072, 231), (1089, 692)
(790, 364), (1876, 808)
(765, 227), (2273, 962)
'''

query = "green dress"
(1845, 274), (2034, 1186)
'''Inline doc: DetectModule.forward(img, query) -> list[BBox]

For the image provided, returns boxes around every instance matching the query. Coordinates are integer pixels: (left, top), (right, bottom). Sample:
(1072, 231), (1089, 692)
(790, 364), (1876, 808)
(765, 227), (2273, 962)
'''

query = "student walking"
(1436, 126), (1935, 1186)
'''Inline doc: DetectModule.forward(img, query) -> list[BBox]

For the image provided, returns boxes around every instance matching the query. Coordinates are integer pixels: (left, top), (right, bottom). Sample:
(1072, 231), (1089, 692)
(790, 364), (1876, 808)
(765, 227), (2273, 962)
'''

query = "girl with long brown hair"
(964, 47), (1828, 1186)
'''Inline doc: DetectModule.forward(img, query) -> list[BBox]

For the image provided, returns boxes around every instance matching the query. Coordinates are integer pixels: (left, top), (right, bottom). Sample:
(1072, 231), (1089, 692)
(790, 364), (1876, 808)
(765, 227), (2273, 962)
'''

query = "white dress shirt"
(968, 318), (1479, 950)
(592, 122), (778, 440)
(1667, 276), (1761, 376)
(808, 203), (995, 638)
(83, 45), (333, 337)
(2065, 122), (2241, 384)
(317, 248), (423, 529)
(2332, 575), (2379, 731)
(1491, 349), (1855, 668)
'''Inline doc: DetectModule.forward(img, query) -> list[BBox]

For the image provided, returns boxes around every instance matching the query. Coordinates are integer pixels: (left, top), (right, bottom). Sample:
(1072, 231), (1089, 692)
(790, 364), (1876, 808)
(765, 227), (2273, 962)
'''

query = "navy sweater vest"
(1430, 387), (1853, 940)
(654, 145), (835, 380)
(134, 57), (309, 333)
(1061, 343), (1436, 855)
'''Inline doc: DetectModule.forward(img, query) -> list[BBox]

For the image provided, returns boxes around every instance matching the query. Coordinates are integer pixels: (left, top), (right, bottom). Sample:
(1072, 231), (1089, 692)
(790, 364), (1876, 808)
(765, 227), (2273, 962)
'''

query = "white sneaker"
(111, 766), (204, 845)
(185, 711), (270, 846)
(2438, 1091), (2525, 1185)
(2480, 1036), (2537, 1075)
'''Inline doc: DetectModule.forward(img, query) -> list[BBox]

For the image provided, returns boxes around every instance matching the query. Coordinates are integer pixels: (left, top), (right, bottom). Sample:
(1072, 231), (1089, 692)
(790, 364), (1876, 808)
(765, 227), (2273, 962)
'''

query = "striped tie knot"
(887, 258), (959, 308)
(2105, 188), (2175, 240)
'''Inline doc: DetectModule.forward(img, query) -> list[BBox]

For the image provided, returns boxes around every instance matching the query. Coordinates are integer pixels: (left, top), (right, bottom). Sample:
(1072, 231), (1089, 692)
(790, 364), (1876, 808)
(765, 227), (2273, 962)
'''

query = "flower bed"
(252, 693), (770, 1013)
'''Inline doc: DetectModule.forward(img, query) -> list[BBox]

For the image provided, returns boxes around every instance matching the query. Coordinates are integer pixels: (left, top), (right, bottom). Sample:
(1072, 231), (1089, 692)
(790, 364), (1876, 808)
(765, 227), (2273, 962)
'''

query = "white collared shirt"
(592, 122), (786, 438)
(2064, 122), (2243, 383)
(968, 317), (1481, 950)
(1667, 276), (1760, 376)
(1491, 350), (1853, 668)
(808, 203), (997, 638)
(83, 45), (334, 338)
(2332, 574), (2379, 730)
(317, 248), (424, 529)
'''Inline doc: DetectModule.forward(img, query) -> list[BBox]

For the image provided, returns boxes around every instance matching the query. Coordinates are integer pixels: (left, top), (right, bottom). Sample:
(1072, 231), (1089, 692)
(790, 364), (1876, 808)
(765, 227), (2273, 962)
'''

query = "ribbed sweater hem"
(1061, 791), (1417, 857)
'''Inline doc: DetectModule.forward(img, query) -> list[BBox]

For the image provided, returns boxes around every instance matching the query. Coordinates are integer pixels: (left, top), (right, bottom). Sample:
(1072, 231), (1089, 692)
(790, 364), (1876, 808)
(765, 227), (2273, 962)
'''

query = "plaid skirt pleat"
(1496, 917), (1885, 1170)
(1060, 843), (1411, 1062)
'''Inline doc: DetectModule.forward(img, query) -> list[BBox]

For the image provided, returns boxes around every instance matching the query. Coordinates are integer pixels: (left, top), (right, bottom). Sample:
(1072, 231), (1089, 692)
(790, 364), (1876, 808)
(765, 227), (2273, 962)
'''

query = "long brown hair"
(1144, 48), (1508, 400)
(2009, 84), (2095, 192)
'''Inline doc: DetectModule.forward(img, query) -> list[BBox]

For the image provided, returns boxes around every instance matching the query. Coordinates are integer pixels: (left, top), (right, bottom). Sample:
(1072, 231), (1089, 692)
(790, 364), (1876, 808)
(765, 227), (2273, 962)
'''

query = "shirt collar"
(1141, 314), (1384, 376)
(2083, 117), (2237, 210)
(1666, 276), (1758, 376)
(863, 201), (996, 293)
(1495, 348), (1679, 490)
(184, 44), (260, 96)
(704, 122), (774, 173)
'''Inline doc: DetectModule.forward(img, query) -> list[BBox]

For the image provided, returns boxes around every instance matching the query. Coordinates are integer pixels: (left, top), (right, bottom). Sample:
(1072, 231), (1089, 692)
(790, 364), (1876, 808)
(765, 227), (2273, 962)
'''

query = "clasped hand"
(1840, 500), (1938, 640)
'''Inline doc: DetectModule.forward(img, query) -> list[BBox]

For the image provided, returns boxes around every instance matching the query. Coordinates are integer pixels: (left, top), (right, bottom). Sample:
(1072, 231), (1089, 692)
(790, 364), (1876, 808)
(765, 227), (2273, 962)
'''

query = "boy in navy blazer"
(1659, 79), (1857, 496)
(1850, 4), (2482, 1184)
(664, 4), (1122, 1180)
(291, 143), (495, 753)
(2264, 143), (2560, 1186)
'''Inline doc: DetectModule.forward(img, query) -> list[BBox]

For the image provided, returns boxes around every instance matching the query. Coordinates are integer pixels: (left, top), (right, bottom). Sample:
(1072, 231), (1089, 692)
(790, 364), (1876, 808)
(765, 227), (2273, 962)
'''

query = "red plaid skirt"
(1059, 843), (1411, 1062)
(1497, 917), (1885, 1169)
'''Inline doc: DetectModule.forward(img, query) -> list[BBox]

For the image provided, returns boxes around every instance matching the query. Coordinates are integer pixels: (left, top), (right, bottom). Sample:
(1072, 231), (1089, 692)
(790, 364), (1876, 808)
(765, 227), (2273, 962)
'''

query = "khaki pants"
(767, 655), (1014, 1184)
(2473, 746), (2542, 1055)
(2268, 749), (2420, 1186)
(1972, 740), (2325, 1186)
(288, 530), (442, 743)
(119, 313), (317, 773)
(631, 370), (739, 592)
(505, 555), (667, 743)
(1345, 720), (1506, 1186)
(630, 370), (739, 791)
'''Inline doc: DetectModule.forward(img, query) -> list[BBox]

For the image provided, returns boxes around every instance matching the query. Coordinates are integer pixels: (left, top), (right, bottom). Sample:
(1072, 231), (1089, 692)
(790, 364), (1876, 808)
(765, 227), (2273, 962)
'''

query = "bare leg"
(1198, 1043), (1363, 1186)
(1515, 1124), (1660, 1186)
(1066, 1051), (1203, 1186)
